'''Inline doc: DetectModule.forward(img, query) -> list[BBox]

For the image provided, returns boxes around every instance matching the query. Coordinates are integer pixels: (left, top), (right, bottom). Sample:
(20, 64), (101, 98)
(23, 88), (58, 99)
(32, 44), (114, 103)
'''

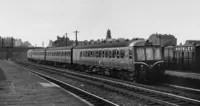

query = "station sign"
(175, 46), (194, 51)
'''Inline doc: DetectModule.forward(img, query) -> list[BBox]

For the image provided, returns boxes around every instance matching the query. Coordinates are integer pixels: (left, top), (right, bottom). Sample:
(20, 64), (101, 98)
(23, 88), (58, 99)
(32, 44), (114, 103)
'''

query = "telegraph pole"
(73, 30), (79, 46)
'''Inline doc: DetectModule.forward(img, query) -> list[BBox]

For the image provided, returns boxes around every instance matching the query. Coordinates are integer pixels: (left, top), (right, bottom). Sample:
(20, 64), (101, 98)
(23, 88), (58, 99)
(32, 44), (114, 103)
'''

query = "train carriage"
(73, 39), (165, 82)
(28, 48), (46, 63)
(45, 46), (73, 66)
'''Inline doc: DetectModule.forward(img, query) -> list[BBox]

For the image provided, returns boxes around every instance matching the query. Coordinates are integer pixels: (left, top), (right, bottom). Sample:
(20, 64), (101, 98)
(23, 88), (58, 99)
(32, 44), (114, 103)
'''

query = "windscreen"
(136, 47), (161, 61)
(136, 48), (145, 60)
(146, 48), (154, 60)
(154, 48), (161, 60)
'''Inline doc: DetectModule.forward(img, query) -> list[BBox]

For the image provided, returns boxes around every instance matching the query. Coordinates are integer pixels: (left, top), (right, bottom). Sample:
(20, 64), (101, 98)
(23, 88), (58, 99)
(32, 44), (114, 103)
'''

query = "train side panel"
(73, 47), (133, 71)
(46, 48), (72, 64)
(31, 49), (45, 62)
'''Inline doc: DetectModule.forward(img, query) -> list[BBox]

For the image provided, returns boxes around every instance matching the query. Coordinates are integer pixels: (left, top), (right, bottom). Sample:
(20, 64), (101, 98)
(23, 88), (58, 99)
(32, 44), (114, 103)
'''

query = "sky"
(0, 0), (200, 47)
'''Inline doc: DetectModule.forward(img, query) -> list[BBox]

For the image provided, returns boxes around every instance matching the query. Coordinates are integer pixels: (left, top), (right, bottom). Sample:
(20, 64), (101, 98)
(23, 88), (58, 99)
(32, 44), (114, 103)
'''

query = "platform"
(165, 70), (200, 80)
(0, 60), (90, 106)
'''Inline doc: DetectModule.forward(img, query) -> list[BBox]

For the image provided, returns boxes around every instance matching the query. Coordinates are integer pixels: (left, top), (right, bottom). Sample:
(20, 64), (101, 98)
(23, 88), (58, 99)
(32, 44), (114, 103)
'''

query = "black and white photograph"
(0, 0), (200, 106)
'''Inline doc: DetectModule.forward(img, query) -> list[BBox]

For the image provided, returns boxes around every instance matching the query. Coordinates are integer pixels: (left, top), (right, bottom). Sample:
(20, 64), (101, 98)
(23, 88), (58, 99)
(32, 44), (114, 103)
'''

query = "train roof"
(30, 48), (45, 52)
(73, 39), (152, 49)
(46, 46), (74, 50)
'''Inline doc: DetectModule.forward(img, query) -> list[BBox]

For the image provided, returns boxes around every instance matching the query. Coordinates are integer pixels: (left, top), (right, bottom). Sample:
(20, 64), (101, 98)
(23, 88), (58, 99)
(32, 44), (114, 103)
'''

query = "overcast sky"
(0, 0), (200, 47)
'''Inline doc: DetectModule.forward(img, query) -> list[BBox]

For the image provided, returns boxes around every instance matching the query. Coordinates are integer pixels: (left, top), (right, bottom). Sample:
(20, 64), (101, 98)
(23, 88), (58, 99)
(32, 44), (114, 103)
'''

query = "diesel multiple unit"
(27, 39), (165, 83)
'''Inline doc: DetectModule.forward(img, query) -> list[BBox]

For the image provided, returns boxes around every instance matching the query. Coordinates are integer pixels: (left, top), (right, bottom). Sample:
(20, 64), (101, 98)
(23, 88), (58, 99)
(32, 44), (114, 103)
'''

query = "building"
(185, 40), (200, 46)
(48, 40), (53, 47)
(148, 34), (177, 46)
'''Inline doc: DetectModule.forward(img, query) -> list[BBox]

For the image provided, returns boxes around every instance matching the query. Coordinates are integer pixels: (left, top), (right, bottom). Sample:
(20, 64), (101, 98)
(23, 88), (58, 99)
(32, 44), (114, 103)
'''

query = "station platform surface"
(0, 60), (90, 106)
(165, 70), (200, 80)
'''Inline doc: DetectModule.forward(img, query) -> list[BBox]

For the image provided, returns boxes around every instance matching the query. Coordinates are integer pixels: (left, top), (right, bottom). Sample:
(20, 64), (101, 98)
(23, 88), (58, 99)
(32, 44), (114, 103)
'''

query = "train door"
(129, 48), (134, 70)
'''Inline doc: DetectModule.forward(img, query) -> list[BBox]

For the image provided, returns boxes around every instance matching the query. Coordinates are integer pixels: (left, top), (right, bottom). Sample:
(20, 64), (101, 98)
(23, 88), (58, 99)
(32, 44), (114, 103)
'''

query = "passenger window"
(92, 51), (95, 57)
(105, 50), (108, 58)
(117, 50), (120, 58)
(113, 50), (116, 58)
(80, 51), (82, 57)
(102, 51), (104, 58)
(90, 51), (92, 57)
(88, 51), (90, 57)
(96, 51), (99, 57)
(120, 50), (125, 58)
(82, 51), (84, 57)
(99, 51), (101, 57)
(85, 51), (87, 57)
(109, 50), (112, 58)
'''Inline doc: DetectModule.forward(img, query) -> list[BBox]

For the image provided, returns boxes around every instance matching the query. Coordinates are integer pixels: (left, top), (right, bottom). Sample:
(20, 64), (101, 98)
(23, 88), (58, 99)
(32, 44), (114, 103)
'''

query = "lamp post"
(73, 30), (79, 46)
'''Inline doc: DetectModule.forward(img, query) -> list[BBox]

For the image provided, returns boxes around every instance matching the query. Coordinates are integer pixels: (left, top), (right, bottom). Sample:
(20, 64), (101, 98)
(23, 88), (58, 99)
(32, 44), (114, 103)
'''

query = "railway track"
(16, 60), (200, 106)
(14, 62), (119, 106)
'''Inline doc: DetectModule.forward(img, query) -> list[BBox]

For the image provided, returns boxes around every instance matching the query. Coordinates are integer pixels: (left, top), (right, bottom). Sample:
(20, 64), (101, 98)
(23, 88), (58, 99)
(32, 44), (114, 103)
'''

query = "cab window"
(146, 48), (154, 60)
(155, 48), (161, 60)
(136, 48), (145, 60)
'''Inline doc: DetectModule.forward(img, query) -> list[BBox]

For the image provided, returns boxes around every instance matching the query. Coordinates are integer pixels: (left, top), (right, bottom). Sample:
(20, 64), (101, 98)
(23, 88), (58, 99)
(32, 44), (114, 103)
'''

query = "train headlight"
(140, 65), (144, 68)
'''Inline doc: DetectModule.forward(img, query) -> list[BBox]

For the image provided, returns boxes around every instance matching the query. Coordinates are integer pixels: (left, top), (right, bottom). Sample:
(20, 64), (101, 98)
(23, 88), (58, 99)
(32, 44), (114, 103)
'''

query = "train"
(27, 39), (165, 83)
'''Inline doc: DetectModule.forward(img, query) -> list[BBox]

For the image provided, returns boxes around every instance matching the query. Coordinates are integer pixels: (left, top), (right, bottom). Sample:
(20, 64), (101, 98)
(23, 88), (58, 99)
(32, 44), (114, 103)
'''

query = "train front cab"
(133, 45), (165, 82)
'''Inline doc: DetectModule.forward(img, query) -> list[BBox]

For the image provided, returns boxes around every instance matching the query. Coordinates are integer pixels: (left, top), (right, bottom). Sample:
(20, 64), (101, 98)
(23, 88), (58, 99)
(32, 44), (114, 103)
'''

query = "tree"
(22, 41), (32, 47)
(106, 29), (111, 40)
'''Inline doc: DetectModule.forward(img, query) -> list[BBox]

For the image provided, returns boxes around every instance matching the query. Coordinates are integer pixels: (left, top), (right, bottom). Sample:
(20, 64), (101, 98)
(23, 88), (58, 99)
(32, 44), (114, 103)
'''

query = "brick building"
(148, 34), (177, 46)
